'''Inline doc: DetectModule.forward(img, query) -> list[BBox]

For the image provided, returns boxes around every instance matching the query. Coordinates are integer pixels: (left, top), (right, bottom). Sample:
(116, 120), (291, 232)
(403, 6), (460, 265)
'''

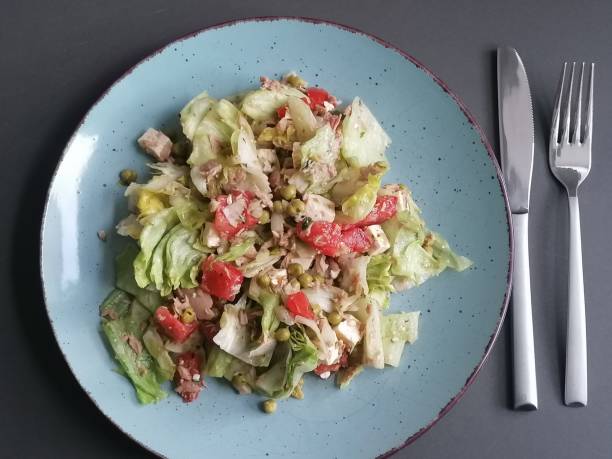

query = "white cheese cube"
(334, 316), (363, 351)
(366, 225), (390, 255)
(202, 223), (221, 248)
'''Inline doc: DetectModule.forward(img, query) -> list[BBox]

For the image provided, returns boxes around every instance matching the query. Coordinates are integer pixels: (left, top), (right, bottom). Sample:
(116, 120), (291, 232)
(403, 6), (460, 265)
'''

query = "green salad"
(100, 73), (471, 410)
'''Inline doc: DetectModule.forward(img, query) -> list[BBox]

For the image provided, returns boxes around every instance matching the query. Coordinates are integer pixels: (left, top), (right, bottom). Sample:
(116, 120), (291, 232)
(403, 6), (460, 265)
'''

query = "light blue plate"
(41, 18), (511, 459)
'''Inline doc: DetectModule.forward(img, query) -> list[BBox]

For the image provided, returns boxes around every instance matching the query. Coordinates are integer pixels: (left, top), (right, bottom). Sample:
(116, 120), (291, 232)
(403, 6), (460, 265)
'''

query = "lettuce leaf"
(382, 312), (419, 367)
(180, 91), (215, 140)
(133, 208), (178, 288)
(217, 238), (256, 262)
(383, 209), (471, 288)
(240, 249), (282, 278)
(259, 292), (280, 336)
(341, 97), (390, 167)
(142, 324), (176, 381)
(187, 102), (235, 166)
(341, 174), (381, 221)
(255, 326), (318, 399)
(164, 225), (205, 291)
(173, 198), (209, 231)
(212, 296), (277, 367)
(287, 96), (317, 142)
(367, 254), (394, 293)
(240, 85), (304, 121)
(205, 345), (237, 377)
(115, 244), (162, 312)
(300, 123), (338, 166)
(100, 292), (166, 404)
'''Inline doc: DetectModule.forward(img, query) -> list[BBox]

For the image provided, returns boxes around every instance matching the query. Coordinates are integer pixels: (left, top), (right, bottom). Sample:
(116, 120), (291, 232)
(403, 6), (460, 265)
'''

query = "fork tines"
(551, 62), (594, 146)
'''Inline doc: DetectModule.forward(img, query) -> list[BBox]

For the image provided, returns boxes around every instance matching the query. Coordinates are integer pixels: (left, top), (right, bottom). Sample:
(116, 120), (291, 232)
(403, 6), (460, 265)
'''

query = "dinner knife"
(497, 47), (538, 410)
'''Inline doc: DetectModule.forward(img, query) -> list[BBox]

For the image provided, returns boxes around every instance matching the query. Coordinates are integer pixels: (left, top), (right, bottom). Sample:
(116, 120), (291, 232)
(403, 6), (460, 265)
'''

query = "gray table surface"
(3, 1), (612, 457)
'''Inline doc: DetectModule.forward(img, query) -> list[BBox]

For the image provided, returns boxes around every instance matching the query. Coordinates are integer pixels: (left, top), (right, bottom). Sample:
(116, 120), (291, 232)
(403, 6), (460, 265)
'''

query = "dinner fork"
(549, 62), (594, 407)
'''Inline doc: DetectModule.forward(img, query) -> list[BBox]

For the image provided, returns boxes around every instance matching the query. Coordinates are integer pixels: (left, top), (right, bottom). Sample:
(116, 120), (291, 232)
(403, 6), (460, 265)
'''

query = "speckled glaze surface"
(40, 18), (511, 459)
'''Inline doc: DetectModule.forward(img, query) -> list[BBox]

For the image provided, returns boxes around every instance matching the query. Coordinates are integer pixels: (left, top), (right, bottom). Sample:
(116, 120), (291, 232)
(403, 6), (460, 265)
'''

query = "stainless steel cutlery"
(498, 48), (594, 409)
(549, 62), (594, 407)
(497, 47), (538, 410)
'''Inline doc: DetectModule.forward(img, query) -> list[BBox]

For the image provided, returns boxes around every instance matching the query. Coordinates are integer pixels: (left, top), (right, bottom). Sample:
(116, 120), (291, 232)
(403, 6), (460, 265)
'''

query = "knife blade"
(498, 47), (535, 213)
(497, 46), (538, 410)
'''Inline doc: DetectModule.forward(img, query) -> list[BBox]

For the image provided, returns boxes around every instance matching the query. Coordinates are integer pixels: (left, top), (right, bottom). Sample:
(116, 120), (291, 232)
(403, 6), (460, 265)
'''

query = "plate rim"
(39, 16), (513, 459)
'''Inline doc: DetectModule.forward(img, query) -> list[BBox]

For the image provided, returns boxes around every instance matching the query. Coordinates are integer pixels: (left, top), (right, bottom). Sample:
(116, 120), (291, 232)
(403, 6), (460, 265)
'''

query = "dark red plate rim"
(40, 16), (513, 459)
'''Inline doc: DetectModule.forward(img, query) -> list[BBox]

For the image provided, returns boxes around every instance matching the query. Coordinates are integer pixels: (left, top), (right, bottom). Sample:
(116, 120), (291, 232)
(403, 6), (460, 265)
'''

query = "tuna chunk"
(137, 128), (172, 161)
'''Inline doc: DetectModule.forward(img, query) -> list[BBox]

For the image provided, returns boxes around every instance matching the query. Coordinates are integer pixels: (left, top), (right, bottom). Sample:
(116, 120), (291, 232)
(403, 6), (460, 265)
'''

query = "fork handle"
(565, 195), (587, 406)
(512, 213), (538, 409)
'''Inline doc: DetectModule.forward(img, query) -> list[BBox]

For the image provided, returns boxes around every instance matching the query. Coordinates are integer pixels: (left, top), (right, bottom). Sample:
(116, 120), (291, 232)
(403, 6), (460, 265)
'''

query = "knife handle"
(512, 213), (538, 409)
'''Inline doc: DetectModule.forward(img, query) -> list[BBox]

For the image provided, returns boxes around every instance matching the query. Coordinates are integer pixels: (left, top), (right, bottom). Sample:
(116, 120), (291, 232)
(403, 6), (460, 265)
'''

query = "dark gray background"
(2, 1), (611, 458)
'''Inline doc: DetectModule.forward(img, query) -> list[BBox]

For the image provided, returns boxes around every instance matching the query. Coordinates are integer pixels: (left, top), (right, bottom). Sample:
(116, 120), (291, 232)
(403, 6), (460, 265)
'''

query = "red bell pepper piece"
(343, 195), (399, 230)
(296, 221), (343, 256)
(200, 256), (244, 301)
(213, 191), (259, 238)
(276, 105), (287, 118)
(306, 87), (329, 108)
(285, 291), (315, 320)
(341, 227), (372, 254)
(154, 306), (198, 343)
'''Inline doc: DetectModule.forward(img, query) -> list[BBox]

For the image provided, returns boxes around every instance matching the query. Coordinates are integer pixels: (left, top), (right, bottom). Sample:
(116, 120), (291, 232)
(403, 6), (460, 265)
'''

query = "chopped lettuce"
(382, 206), (471, 289)
(205, 345), (235, 377)
(341, 174), (381, 221)
(300, 124), (338, 166)
(215, 99), (241, 132)
(240, 249), (282, 278)
(217, 238), (257, 262)
(259, 292), (280, 336)
(100, 292), (166, 404)
(133, 208), (178, 288)
(367, 254), (394, 293)
(163, 225), (205, 291)
(180, 91), (215, 140)
(241, 85), (304, 121)
(382, 312), (420, 367)
(356, 300), (385, 369)
(142, 324), (176, 381)
(255, 326), (318, 399)
(173, 198), (209, 231)
(187, 101), (235, 166)
(287, 96), (317, 142)
(212, 296), (277, 367)
(430, 232), (473, 272)
(341, 97), (390, 167)
(115, 245), (162, 312)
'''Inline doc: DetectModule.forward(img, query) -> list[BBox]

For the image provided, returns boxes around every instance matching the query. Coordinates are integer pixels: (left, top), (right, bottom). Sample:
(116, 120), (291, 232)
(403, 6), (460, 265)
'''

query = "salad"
(99, 73), (471, 411)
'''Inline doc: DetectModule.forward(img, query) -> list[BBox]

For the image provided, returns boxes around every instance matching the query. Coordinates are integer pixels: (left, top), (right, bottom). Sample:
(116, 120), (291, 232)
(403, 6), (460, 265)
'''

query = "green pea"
(280, 184), (297, 201)
(275, 327), (291, 342)
(262, 399), (277, 414)
(328, 311), (342, 326)
(257, 273), (271, 288)
(259, 210), (270, 225)
(287, 263), (304, 277)
(298, 272), (314, 288)
(119, 169), (137, 186)
(272, 200), (284, 214)
(291, 199), (305, 213)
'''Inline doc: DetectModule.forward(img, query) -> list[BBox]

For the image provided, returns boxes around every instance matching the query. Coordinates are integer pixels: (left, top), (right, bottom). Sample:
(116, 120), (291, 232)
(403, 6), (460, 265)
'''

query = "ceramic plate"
(41, 17), (511, 458)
